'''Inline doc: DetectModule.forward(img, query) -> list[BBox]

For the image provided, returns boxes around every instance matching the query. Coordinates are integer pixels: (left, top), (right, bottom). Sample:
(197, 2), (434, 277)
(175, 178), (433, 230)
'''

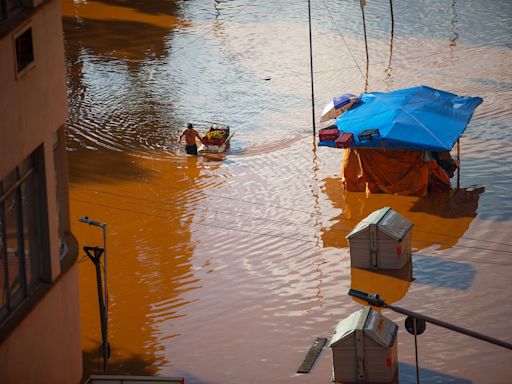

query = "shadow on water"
(68, 149), (155, 185)
(61, 0), (183, 61)
(349, 243), (476, 316)
(81, 343), (159, 379)
(412, 254), (476, 291)
(399, 362), (472, 384)
(62, 17), (172, 62)
(350, 254), (476, 312)
(91, 0), (179, 16)
(80, 343), (206, 383)
(409, 186), (484, 219)
(81, 342), (206, 384)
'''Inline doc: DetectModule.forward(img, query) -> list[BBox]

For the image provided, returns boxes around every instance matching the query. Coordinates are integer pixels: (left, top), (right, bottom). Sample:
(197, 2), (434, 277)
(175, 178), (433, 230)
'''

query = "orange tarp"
(342, 148), (451, 197)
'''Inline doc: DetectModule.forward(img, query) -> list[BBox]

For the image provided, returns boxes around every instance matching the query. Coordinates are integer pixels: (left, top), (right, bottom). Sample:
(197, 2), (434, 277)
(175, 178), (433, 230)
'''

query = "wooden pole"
(389, 0), (394, 36)
(308, 0), (316, 136)
(360, 0), (369, 92)
(385, 0), (395, 90)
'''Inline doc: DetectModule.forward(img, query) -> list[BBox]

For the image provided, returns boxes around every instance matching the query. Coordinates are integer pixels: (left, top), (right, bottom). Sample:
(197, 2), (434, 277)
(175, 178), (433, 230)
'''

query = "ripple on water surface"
(64, 0), (512, 382)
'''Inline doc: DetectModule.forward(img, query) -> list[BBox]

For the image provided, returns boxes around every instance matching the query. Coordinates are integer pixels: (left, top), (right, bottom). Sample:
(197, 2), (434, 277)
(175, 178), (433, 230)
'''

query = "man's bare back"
(181, 128), (202, 145)
(180, 123), (206, 155)
(180, 123), (205, 144)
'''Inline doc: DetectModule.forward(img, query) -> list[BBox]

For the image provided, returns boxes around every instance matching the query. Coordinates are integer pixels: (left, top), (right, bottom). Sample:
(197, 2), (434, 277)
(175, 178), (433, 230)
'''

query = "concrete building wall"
(0, 265), (82, 384)
(0, 0), (82, 383)
(0, 0), (68, 179)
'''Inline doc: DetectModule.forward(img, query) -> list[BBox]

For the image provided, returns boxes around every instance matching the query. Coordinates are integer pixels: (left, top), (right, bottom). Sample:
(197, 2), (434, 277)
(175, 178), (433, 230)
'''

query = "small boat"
(198, 123), (234, 155)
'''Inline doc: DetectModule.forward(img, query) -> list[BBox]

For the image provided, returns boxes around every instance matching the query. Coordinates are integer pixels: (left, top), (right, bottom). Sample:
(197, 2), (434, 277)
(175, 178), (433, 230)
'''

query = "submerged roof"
(330, 307), (398, 348)
(346, 207), (414, 241)
(335, 85), (483, 151)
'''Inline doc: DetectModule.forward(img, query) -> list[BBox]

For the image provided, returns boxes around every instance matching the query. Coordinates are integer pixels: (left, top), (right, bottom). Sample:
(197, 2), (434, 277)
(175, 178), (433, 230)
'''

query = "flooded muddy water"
(62, 1), (512, 383)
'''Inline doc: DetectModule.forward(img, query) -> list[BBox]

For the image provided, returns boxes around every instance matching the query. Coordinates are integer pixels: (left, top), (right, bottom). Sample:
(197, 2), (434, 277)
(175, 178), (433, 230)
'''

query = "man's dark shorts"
(186, 144), (198, 155)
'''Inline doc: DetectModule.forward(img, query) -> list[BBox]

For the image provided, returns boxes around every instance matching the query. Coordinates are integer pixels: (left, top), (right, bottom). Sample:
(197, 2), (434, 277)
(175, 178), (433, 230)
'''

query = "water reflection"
(410, 186), (484, 218)
(321, 178), (484, 251)
(71, 150), (221, 375)
(62, 0), (512, 382)
(61, 0), (181, 61)
(68, 150), (154, 184)
(62, 0), (186, 154)
(384, 0), (395, 91)
(185, 156), (201, 179)
(351, 261), (413, 309)
(449, 0), (459, 48)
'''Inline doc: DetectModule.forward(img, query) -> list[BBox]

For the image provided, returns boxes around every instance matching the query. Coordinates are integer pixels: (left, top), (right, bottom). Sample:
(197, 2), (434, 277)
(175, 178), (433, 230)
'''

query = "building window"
(0, 0), (21, 22)
(0, 147), (50, 323)
(15, 26), (34, 74)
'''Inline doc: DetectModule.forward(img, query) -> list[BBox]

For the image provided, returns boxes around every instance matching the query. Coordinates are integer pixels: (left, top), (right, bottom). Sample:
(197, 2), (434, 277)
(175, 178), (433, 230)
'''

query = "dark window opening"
(0, 147), (49, 324)
(15, 27), (33, 73)
(1, 0), (21, 22)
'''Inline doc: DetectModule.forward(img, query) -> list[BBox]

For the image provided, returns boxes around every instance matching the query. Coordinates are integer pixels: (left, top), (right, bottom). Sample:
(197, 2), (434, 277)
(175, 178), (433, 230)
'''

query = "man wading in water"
(180, 123), (207, 155)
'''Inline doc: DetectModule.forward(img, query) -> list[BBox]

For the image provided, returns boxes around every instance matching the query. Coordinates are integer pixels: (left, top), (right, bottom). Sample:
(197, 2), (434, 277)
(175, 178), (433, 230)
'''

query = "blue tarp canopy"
(334, 85), (483, 151)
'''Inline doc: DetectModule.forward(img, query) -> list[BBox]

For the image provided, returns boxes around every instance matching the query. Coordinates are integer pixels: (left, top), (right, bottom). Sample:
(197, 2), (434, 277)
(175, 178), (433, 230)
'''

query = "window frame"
(0, 146), (51, 325)
(12, 22), (35, 79)
(0, 0), (22, 23)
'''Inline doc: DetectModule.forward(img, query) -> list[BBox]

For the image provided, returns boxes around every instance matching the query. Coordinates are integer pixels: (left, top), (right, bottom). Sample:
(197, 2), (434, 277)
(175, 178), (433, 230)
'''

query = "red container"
(335, 132), (354, 148)
(319, 127), (339, 141)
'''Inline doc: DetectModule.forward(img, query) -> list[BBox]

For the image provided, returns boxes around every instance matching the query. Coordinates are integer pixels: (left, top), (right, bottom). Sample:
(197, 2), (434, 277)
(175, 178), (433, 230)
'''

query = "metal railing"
(348, 288), (512, 384)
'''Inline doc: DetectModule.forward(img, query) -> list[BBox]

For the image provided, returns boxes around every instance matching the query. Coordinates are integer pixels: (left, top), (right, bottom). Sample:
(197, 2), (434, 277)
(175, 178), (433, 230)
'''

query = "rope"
(172, 0), (260, 55)
(320, 0), (370, 90)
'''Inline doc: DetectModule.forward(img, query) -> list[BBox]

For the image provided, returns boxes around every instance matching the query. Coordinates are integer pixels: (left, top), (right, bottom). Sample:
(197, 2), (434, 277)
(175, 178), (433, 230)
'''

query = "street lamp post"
(80, 217), (109, 373)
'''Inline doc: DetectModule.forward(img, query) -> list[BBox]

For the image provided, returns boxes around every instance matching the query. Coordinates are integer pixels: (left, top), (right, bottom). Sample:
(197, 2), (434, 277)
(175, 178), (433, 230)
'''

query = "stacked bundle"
(204, 124), (230, 146)
(318, 125), (354, 148)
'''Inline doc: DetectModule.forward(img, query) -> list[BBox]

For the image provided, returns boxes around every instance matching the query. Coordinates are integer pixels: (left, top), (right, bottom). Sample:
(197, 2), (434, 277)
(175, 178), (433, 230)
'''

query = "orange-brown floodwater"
(62, 1), (512, 383)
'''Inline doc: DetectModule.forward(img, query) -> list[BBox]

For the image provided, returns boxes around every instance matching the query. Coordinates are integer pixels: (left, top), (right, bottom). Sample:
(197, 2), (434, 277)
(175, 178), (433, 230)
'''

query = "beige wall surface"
(0, 0), (68, 178)
(0, 3), (82, 384)
(45, 133), (63, 278)
(0, 265), (83, 384)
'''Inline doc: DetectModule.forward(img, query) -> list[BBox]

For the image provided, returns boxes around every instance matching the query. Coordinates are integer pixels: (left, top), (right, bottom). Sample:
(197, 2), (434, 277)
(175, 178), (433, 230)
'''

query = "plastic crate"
(358, 129), (380, 141)
(336, 132), (354, 148)
(319, 127), (339, 141)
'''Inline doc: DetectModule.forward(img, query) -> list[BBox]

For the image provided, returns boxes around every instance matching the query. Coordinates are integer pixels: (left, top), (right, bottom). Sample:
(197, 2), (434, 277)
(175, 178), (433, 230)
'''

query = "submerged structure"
(319, 86), (483, 196)
(346, 207), (413, 270)
(330, 307), (399, 383)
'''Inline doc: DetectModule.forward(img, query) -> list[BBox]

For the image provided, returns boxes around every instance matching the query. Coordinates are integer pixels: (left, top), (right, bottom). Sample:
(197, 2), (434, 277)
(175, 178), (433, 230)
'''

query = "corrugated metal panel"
(378, 209), (414, 241)
(330, 307), (370, 347)
(330, 307), (397, 348)
(346, 207), (388, 239)
(364, 309), (398, 348)
(346, 207), (413, 241)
